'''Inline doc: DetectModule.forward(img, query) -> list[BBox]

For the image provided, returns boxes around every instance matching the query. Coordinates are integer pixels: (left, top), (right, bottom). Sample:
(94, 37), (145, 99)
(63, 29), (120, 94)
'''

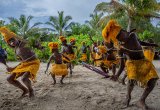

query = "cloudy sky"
(0, 0), (108, 24)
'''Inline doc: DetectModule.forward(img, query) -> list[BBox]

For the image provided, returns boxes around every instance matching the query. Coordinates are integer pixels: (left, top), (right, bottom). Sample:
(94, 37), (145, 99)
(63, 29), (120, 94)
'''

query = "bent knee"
(21, 77), (29, 82)
(7, 76), (15, 83)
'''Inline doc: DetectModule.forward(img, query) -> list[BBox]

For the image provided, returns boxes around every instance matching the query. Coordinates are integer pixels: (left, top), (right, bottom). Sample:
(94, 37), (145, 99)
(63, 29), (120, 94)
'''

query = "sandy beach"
(0, 61), (160, 110)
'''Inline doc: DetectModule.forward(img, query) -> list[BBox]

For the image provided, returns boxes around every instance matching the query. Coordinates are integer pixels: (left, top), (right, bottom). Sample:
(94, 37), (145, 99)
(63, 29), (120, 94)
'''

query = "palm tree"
(8, 15), (42, 39)
(69, 22), (81, 35)
(95, 0), (160, 31)
(85, 12), (104, 35)
(0, 20), (5, 27)
(46, 11), (73, 36)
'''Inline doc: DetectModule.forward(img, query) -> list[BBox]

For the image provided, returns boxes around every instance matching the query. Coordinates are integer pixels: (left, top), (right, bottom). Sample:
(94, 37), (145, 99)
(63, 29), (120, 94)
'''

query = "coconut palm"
(95, 0), (160, 31)
(85, 12), (104, 35)
(46, 11), (73, 36)
(69, 22), (81, 35)
(8, 15), (42, 39)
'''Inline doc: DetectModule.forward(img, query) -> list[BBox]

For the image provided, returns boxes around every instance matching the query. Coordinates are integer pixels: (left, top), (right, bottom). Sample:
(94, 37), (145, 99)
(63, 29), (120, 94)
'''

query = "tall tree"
(85, 12), (104, 36)
(8, 15), (42, 39)
(69, 22), (81, 35)
(95, 0), (160, 31)
(46, 11), (73, 36)
(86, 12), (103, 30)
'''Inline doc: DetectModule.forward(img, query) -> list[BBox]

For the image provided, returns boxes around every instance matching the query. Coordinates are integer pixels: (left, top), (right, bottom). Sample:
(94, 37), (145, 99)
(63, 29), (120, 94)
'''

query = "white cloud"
(0, 0), (108, 23)
(22, 0), (107, 23)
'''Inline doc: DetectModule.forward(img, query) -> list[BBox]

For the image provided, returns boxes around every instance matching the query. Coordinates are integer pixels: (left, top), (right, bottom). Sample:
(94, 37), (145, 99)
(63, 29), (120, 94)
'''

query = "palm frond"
(94, 2), (113, 13)
(64, 22), (74, 30)
(20, 15), (26, 27)
(49, 16), (58, 24)
(8, 17), (21, 27)
(30, 22), (43, 29)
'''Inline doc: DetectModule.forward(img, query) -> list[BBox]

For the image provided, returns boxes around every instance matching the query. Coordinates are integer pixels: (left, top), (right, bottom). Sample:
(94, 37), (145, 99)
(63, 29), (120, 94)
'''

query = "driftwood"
(81, 62), (110, 78)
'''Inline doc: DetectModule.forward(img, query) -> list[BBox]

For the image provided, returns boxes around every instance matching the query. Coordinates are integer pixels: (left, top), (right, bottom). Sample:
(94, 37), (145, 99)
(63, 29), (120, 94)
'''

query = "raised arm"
(139, 40), (158, 47)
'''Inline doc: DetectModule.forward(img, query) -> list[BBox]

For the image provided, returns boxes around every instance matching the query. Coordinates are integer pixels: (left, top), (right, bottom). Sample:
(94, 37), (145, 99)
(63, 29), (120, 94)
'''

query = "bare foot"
(52, 81), (56, 85)
(19, 89), (28, 99)
(136, 100), (148, 110)
(110, 75), (117, 81)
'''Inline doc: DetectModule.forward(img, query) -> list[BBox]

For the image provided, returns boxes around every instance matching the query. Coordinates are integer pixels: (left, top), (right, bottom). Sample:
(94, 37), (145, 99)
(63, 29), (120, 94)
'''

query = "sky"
(0, 0), (108, 24)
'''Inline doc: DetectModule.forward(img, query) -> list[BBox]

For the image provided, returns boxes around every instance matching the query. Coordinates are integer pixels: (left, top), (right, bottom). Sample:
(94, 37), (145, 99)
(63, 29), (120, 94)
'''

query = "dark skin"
(119, 39), (156, 85)
(113, 29), (158, 110)
(80, 42), (90, 62)
(6, 38), (37, 98)
(104, 42), (117, 77)
(70, 41), (77, 69)
(45, 48), (70, 84)
(90, 42), (98, 65)
(61, 40), (74, 75)
(81, 42), (88, 53)
(92, 42), (98, 53)
(94, 42), (117, 76)
(70, 41), (77, 49)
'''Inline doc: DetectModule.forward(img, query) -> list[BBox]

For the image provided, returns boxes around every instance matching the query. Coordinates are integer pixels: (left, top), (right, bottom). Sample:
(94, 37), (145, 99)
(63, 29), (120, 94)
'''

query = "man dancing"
(102, 20), (159, 110)
(60, 36), (75, 75)
(45, 42), (69, 84)
(0, 27), (40, 98)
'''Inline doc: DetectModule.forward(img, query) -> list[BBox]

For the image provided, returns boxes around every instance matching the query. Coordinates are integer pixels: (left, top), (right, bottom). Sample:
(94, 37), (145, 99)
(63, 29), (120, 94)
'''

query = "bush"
(1, 34), (103, 64)
(138, 30), (154, 41)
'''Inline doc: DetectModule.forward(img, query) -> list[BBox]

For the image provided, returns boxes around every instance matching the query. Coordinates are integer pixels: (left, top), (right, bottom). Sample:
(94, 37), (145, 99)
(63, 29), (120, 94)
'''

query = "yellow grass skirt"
(95, 53), (102, 67)
(62, 53), (75, 63)
(103, 59), (119, 68)
(80, 53), (87, 62)
(90, 52), (96, 60)
(143, 49), (155, 62)
(10, 59), (40, 81)
(50, 64), (68, 76)
(126, 59), (159, 87)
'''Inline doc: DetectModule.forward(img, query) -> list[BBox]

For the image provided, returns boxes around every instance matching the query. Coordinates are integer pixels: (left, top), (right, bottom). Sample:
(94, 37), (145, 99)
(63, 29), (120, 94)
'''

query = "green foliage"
(69, 23), (81, 35)
(0, 32), (103, 63)
(138, 30), (154, 41)
(79, 24), (91, 35)
(86, 12), (104, 35)
(0, 42), (15, 61)
(95, 0), (160, 31)
(6, 47), (15, 61)
(8, 15), (42, 39)
(46, 11), (73, 36)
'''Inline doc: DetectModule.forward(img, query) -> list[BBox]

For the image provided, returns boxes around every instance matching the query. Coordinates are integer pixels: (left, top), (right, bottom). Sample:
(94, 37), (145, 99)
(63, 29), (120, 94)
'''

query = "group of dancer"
(0, 19), (159, 110)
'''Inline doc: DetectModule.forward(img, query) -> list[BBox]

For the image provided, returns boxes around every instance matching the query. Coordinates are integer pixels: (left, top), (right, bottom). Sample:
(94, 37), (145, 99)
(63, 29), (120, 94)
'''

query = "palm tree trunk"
(59, 29), (62, 36)
(127, 17), (132, 32)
